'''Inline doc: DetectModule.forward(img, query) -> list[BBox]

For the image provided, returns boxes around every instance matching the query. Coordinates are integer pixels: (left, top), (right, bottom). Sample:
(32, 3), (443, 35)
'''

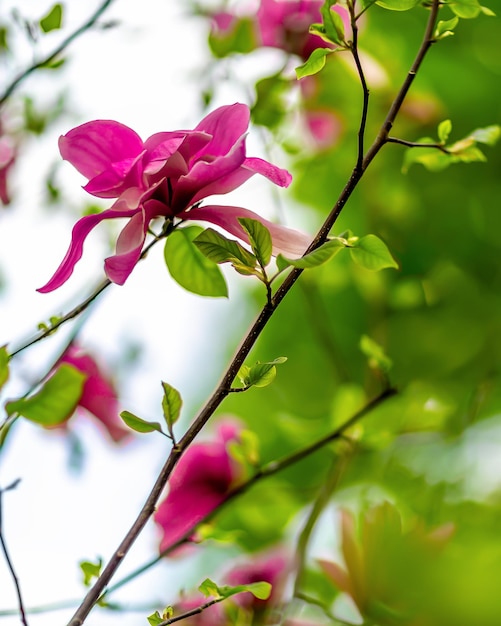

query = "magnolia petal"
(243, 156), (292, 187)
(181, 204), (311, 258)
(194, 103), (250, 157)
(37, 206), (141, 293)
(59, 120), (143, 180)
(83, 151), (145, 198)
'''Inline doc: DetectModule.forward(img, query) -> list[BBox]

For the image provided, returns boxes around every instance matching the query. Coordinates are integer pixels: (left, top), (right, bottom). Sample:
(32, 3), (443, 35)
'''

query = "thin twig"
(0, 480), (28, 626)
(387, 136), (450, 153)
(67, 4), (440, 623)
(0, 0), (116, 108)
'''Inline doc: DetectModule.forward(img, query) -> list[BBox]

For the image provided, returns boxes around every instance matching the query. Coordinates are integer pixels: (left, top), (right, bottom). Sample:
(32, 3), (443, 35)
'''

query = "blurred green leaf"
(6, 365), (85, 426)
(40, 3), (63, 33)
(438, 119), (452, 143)
(446, 0), (483, 18)
(0, 345), (9, 392)
(208, 17), (256, 58)
(251, 74), (290, 128)
(165, 226), (228, 297)
(376, 0), (420, 9)
(79, 558), (102, 587)
(435, 17), (459, 39)
(360, 335), (393, 375)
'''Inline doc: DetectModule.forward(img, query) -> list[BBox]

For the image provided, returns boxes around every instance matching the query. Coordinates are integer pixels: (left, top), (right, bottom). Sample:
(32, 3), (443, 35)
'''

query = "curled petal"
(181, 205), (311, 258)
(59, 120), (143, 180)
(243, 156), (292, 187)
(194, 103), (250, 157)
(37, 206), (141, 293)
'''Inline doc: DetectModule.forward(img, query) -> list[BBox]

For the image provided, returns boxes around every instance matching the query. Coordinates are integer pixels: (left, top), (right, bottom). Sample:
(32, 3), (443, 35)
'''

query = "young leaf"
(248, 357), (287, 388)
(434, 17), (459, 39)
(446, 0), (482, 19)
(165, 226), (228, 297)
(238, 218), (272, 267)
(349, 235), (399, 271)
(147, 611), (163, 626)
(161, 381), (182, 430)
(278, 238), (346, 269)
(360, 335), (393, 375)
(120, 411), (163, 435)
(198, 578), (222, 598)
(40, 3), (63, 33)
(6, 365), (86, 426)
(0, 345), (9, 392)
(194, 228), (256, 268)
(80, 559), (102, 586)
(468, 125), (501, 146)
(438, 119), (452, 144)
(296, 47), (332, 79)
(217, 581), (272, 600)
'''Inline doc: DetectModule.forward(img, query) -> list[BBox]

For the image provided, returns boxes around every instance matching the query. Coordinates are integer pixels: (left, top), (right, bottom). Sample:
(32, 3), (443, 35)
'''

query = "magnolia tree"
(1, 1), (500, 625)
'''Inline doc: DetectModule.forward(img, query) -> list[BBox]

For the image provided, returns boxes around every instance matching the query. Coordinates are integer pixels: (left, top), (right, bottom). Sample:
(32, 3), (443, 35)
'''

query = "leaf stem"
(387, 136), (450, 153)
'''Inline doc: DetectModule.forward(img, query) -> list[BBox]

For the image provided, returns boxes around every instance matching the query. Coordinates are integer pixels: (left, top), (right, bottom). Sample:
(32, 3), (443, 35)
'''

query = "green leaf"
(165, 226), (228, 297)
(217, 581), (272, 600)
(238, 218), (272, 267)
(251, 74), (290, 128)
(446, 0), (482, 18)
(468, 125), (500, 145)
(296, 47), (333, 79)
(161, 381), (182, 430)
(198, 578), (222, 598)
(349, 235), (398, 271)
(320, 1), (346, 45)
(438, 119), (452, 144)
(6, 365), (86, 426)
(40, 3), (63, 33)
(434, 17), (459, 39)
(80, 558), (102, 586)
(238, 357), (288, 389)
(147, 611), (163, 626)
(376, 0), (420, 10)
(278, 238), (346, 269)
(120, 411), (163, 434)
(360, 335), (393, 375)
(193, 228), (258, 276)
(0, 345), (9, 391)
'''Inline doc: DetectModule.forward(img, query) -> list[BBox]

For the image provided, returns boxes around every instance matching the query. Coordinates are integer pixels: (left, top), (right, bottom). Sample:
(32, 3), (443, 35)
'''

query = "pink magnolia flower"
(155, 421), (243, 553)
(56, 344), (130, 443)
(38, 103), (310, 293)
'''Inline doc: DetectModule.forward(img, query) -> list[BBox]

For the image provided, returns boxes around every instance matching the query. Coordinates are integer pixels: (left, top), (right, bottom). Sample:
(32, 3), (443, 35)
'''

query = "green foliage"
(198, 577), (271, 600)
(161, 380), (182, 433)
(445, 0), (489, 19)
(6, 365), (85, 426)
(237, 218), (272, 268)
(39, 3), (63, 33)
(164, 226), (228, 297)
(120, 411), (164, 435)
(360, 334), (393, 375)
(194, 228), (260, 277)
(251, 74), (290, 129)
(434, 17), (459, 39)
(348, 234), (399, 271)
(375, 0), (420, 10)
(236, 357), (287, 390)
(147, 607), (173, 625)
(208, 17), (256, 58)
(278, 238), (345, 269)
(79, 558), (102, 587)
(296, 48), (333, 79)
(403, 123), (501, 173)
(0, 346), (9, 392)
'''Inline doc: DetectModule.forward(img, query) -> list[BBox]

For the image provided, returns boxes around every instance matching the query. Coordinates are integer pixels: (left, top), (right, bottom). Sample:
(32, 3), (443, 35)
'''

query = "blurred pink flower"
(155, 421), (243, 553)
(0, 134), (16, 206)
(57, 344), (129, 443)
(212, 0), (349, 61)
(304, 109), (342, 149)
(38, 103), (310, 292)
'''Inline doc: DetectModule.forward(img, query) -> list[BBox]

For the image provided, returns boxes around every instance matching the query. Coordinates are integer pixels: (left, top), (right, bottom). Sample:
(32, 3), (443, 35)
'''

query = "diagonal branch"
(67, 3), (440, 623)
